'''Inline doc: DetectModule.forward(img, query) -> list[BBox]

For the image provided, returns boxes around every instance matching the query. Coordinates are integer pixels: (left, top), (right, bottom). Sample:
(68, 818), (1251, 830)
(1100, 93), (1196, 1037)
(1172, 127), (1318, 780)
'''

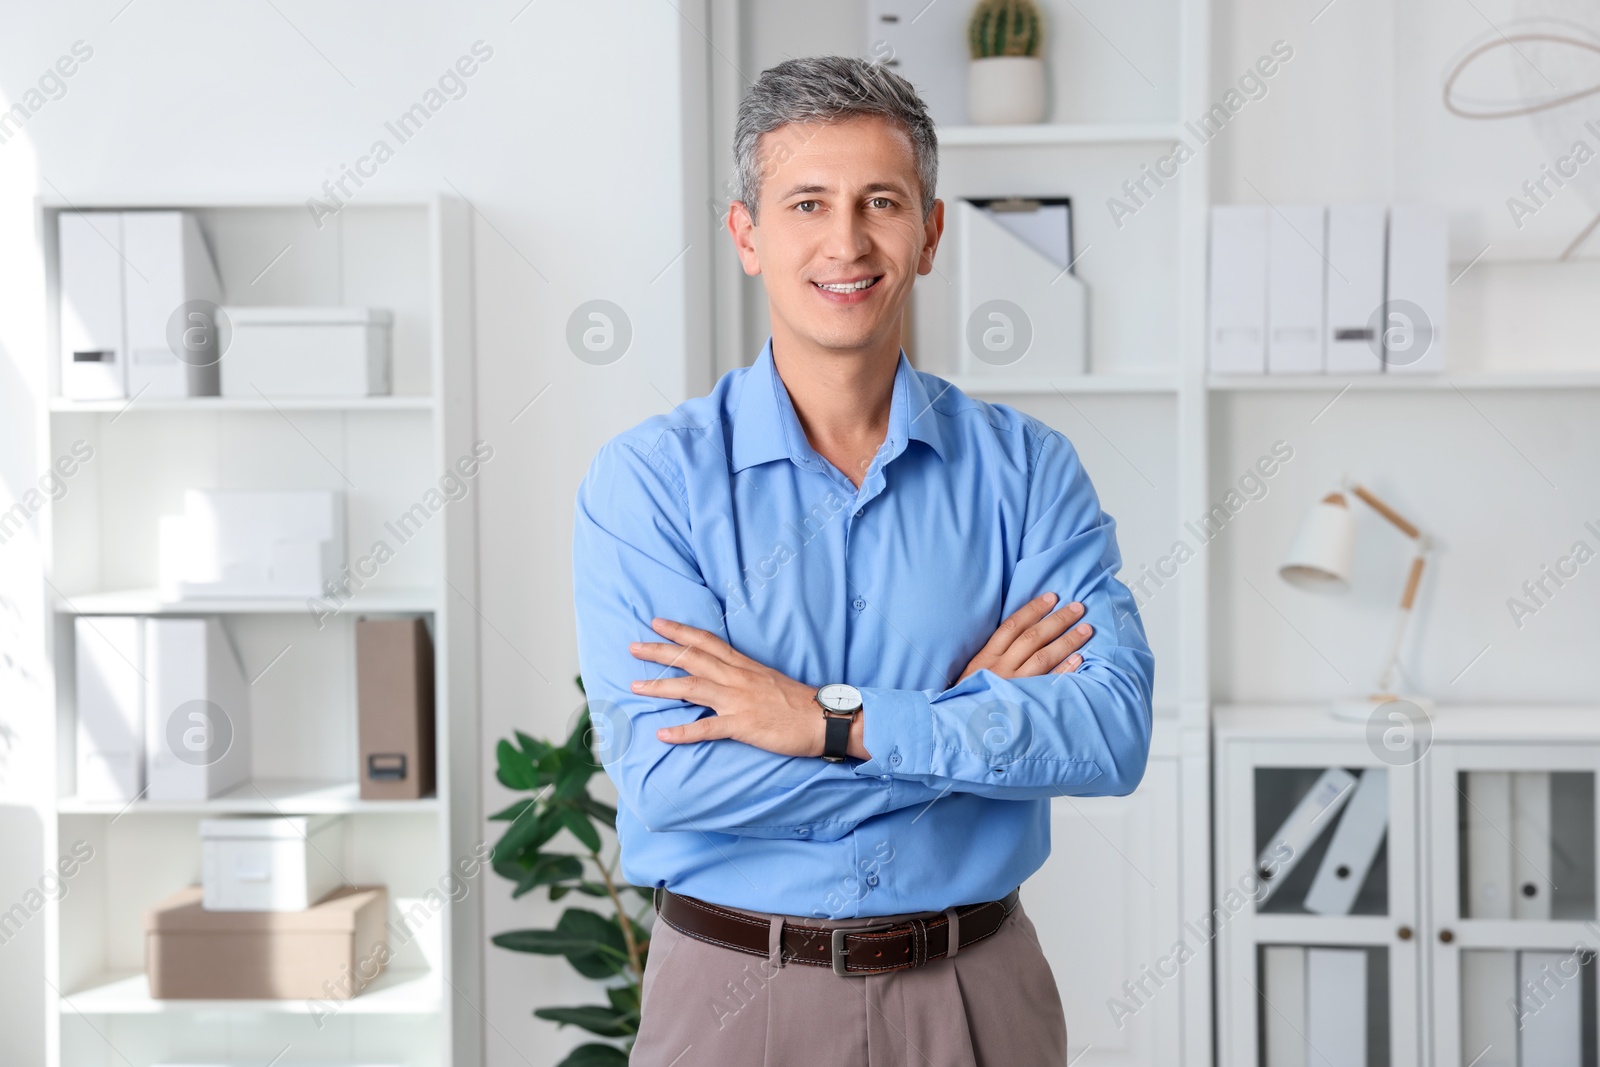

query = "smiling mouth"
(813, 276), (883, 294)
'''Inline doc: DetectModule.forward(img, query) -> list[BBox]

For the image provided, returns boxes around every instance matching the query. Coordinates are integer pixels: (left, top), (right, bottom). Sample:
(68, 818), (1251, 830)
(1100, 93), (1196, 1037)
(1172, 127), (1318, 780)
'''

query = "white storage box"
(200, 815), (346, 911)
(144, 616), (251, 802)
(220, 306), (392, 397)
(159, 489), (345, 600)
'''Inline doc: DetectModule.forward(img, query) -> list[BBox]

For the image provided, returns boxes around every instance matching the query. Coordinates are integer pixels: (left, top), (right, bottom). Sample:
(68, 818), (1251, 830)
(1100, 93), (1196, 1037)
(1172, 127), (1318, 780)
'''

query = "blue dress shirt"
(572, 340), (1154, 919)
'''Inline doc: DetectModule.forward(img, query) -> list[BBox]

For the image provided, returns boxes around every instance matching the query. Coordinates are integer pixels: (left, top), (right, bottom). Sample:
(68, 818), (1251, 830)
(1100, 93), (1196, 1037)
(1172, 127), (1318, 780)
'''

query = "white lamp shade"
(1280, 493), (1356, 591)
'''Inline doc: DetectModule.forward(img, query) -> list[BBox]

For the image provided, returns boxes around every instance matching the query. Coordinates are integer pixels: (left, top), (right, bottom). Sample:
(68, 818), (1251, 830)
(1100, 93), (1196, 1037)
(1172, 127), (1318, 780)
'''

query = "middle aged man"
(573, 55), (1155, 1066)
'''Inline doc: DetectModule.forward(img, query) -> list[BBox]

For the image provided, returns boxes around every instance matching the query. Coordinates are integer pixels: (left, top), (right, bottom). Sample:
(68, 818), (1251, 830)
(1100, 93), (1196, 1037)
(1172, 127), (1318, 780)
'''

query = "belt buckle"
(831, 921), (899, 977)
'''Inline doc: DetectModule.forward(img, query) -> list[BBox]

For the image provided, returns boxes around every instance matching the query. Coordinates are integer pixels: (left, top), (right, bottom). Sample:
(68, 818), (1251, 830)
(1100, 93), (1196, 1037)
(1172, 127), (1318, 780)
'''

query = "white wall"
(0, 3), (709, 1065)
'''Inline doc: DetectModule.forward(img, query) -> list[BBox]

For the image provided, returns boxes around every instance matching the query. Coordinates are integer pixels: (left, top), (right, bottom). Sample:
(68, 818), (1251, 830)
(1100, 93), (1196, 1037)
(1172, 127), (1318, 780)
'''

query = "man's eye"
(869, 197), (893, 209)
(796, 200), (819, 213)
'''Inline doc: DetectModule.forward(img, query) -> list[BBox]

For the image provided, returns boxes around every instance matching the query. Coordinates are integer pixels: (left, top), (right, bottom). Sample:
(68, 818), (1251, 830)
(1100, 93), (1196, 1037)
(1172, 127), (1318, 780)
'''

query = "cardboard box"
(144, 884), (387, 1000)
(356, 618), (436, 801)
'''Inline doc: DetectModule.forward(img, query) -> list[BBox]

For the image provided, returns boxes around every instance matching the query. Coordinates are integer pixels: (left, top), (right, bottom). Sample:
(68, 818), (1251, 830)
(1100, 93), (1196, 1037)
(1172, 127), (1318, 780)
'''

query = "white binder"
(1208, 205), (1268, 373)
(1304, 768), (1389, 915)
(1520, 950), (1582, 1067)
(74, 616), (145, 802)
(1267, 206), (1326, 374)
(1306, 948), (1367, 1067)
(59, 211), (127, 399)
(956, 199), (1087, 379)
(1511, 771), (1553, 921)
(1324, 205), (1387, 375)
(865, 0), (969, 125)
(123, 211), (224, 398)
(1257, 767), (1358, 906)
(1383, 205), (1448, 374)
(1465, 770), (1514, 919)
(1461, 950), (1517, 1067)
(1262, 945), (1308, 1067)
(143, 616), (251, 801)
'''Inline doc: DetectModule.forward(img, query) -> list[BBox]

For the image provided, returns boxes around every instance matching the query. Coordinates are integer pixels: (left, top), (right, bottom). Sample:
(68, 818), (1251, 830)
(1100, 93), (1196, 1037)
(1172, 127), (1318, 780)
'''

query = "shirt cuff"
(852, 685), (937, 780)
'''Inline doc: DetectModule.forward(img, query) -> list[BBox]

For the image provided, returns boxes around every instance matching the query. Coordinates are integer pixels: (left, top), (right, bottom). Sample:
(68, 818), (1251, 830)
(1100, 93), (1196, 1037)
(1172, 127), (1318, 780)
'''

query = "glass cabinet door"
(1429, 743), (1600, 1067)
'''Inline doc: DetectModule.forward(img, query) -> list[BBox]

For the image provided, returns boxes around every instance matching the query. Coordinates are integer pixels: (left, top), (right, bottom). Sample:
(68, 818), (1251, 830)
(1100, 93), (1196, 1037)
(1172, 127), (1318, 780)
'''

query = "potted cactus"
(967, 0), (1047, 125)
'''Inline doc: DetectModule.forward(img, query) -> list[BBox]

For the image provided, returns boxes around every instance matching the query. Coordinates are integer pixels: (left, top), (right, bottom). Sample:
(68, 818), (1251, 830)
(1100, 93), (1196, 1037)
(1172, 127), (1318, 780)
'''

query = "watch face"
(817, 683), (862, 712)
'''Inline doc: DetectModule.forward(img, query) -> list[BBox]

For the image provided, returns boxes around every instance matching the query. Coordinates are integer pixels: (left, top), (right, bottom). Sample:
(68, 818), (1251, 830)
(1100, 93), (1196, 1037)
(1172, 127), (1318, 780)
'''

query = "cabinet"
(1217, 705), (1600, 1067)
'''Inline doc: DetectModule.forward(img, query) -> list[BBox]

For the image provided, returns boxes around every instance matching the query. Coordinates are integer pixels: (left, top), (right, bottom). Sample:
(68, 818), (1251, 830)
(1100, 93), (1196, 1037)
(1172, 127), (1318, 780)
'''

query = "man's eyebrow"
(774, 180), (914, 201)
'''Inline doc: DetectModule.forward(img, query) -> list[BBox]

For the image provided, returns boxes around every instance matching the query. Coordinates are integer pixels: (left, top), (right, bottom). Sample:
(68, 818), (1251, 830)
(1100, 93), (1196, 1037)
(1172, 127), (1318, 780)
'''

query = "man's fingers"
(629, 641), (737, 685)
(649, 618), (757, 669)
(657, 714), (736, 745)
(1023, 621), (1092, 676)
(630, 673), (728, 706)
(976, 593), (1059, 659)
(998, 602), (1085, 672)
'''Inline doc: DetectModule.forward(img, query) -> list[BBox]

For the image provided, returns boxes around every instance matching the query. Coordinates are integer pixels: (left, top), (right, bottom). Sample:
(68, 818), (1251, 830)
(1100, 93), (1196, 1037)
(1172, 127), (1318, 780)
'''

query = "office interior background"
(2, 1), (1599, 1065)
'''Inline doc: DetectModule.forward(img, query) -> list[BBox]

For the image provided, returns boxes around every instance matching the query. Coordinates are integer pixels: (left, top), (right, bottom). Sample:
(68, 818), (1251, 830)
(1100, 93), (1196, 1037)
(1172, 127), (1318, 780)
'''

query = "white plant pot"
(967, 56), (1047, 125)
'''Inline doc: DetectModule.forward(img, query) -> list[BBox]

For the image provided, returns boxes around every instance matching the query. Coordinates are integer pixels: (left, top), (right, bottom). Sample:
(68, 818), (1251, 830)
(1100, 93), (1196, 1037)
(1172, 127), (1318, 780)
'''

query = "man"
(573, 55), (1154, 1065)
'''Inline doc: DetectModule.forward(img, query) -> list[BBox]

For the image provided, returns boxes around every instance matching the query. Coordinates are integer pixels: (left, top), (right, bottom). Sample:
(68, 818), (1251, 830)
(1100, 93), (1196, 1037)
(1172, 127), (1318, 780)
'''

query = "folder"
(1461, 950), (1517, 1067)
(1304, 768), (1389, 915)
(956, 198), (1087, 379)
(1305, 948), (1367, 1067)
(123, 211), (224, 398)
(143, 617), (251, 801)
(865, 0), (969, 125)
(1324, 206), (1387, 375)
(1262, 945), (1308, 1067)
(1511, 771), (1553, 921)
(1383, 205), (1447, 374)
(1520, 950), (1582, 1067)
(1208, 205), (1268, 373)
(1257, 767), (1358, 906)
(356, 617), (436, 801)
(1267, 206), (1326, 374)
(59, 212), (127, 399)
(1465, 770), (1513, 919)
(74, 616), (145, 802)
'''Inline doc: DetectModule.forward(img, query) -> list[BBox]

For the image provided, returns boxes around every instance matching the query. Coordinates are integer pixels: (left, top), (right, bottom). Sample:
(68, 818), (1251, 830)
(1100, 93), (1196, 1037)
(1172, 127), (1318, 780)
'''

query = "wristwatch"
(815, 683), (863, 762)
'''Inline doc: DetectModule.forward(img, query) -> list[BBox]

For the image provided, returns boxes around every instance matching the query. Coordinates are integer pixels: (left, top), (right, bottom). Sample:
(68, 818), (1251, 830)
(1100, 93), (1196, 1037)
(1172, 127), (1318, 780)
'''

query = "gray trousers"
(630, 898), (1068, 1066)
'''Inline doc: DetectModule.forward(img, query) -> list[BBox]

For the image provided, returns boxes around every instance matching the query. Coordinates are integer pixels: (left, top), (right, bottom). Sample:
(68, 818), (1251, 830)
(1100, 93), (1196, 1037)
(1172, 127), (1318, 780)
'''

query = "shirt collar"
(730, 338), (948, 474)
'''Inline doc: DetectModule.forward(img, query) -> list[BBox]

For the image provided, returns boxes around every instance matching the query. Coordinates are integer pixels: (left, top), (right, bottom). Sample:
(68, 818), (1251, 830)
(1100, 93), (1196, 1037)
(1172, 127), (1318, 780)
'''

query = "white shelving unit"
(701, 3), (1213, 1064)
(36, 194), (482, 1067)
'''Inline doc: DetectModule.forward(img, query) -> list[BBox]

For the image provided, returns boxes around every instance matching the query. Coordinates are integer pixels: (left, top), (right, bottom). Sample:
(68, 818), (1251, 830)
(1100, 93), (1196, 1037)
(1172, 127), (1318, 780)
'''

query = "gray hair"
(731, 55), (938, 222)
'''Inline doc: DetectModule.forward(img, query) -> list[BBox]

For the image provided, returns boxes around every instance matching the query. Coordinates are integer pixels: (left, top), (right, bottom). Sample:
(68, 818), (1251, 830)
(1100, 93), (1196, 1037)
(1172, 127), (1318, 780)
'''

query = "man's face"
(728, 114), (943, 355)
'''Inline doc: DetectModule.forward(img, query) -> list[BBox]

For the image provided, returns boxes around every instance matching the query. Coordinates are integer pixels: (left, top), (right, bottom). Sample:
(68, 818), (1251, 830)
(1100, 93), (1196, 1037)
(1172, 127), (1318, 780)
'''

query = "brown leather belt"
(654, 887), (1021, 976)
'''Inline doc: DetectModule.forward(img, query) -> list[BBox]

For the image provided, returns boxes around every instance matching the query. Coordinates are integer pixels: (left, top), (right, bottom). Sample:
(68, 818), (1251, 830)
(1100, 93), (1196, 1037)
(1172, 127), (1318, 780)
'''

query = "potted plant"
(967, 0), (1048, 125)
(489, 677), (650, 1066)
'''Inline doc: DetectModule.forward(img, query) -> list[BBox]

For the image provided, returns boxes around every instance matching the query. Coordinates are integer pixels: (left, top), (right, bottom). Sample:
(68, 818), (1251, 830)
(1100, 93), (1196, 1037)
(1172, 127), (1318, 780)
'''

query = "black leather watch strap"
(821, 712), (853, 762)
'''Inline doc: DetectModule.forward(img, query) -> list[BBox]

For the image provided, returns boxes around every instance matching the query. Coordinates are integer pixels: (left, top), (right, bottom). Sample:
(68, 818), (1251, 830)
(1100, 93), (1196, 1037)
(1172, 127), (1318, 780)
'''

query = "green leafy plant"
(968, 0), (1044, 58)
(490, 676), (651, 1067)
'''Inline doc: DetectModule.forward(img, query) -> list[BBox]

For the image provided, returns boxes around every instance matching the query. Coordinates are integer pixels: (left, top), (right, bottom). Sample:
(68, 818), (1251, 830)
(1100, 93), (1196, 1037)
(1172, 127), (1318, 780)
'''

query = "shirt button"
(855, 508), (864, 518)
(797, 827), (810, 836)
(889, 753), (902, 767)
(865, 874), (879, 887)
(879, 775), (890, 780)
(852, 596), (866, 612)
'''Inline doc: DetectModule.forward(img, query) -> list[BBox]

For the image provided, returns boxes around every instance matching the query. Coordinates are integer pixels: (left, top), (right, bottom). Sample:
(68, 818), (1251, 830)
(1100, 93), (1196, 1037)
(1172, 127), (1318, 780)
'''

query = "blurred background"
(2, 2), (1599, 1066)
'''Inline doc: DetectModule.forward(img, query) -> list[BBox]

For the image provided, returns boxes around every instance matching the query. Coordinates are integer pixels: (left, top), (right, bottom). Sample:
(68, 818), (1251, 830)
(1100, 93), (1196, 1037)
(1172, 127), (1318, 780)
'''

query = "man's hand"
(955, 592), (1093, 684)
(629, 619), (831, 756)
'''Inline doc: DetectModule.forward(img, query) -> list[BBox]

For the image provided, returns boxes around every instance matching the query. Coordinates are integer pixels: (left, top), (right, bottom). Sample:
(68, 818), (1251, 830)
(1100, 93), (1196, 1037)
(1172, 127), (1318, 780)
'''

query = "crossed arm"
(571, 434), (1154, 842)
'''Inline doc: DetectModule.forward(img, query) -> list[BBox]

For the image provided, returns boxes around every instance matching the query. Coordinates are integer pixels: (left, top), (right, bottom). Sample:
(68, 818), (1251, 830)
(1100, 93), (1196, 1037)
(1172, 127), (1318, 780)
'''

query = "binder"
(59, 211), (127, 399)
(956, 198), (1087, 379)
(1324, 205), (1387, 375)
(143, 617), (251, 801)
(1383, 205), (1447, 374)
(74, 616), (145, 802)
(1465, 770), (1513, 919)
(1267, 206), (1326, 373)
(1262, 945), (1308, 1067)
(1305, 948), (1367, 1067)
(865, 0), (969, 125)
(1520, 950), (1582, 1067)
(1208, 205), (1268, 373)
(123, 211), (224, 398)
(1257, 767), (1358, 905)
(356, 617), (437, 800)
(1304, 768), (1389, 915)
(1511, 771), (1553, 921)
(1461, 950), (1517, 1067)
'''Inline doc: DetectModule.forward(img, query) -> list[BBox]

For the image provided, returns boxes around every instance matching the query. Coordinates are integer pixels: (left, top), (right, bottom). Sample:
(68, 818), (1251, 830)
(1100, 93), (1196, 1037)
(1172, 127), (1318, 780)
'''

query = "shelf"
(949, 373), (1178, 396)
(56, 586), (438, 615)
(57, 779), (439, 815)
(1208, 370), (1600, 391)
(937, 122), (1186, 147)
(58, 968), (440, 1015)
(50, 395), (435, 414)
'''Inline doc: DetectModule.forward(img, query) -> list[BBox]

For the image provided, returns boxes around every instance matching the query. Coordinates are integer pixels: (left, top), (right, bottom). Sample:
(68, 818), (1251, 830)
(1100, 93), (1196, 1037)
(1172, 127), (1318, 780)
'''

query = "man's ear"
(727, 200), (762, 277)
(917, 198), (945, 277)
